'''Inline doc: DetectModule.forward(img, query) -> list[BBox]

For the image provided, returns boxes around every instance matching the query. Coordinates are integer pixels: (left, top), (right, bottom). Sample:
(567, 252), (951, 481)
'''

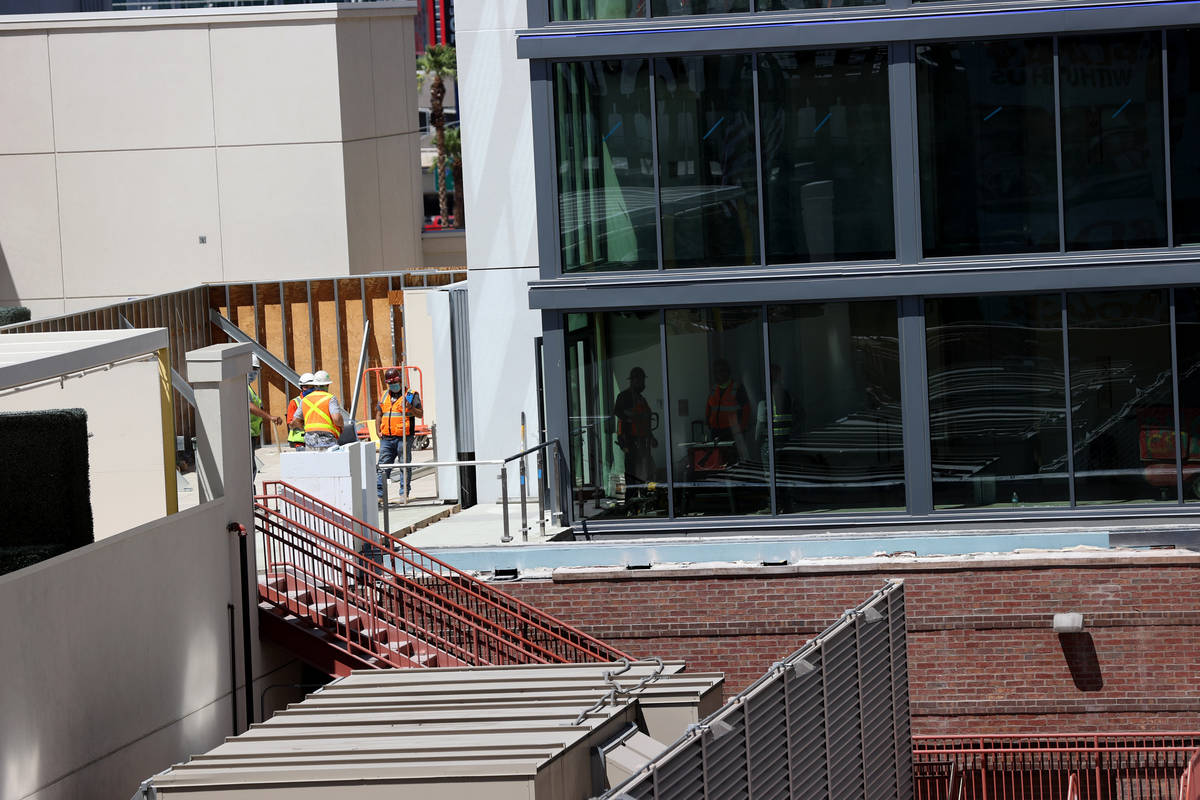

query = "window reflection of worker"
(756, 363), (793, 460)
(288, 369), (343, 451)
(613, 366), (657, 495)
(706, 358), (752, 459)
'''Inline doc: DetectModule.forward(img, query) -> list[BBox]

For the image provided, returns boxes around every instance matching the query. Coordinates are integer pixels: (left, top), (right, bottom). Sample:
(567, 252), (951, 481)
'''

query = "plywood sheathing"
(284, 282), (314, 377)
(311, 280), (339, 407)
(258, 283), (287, 445)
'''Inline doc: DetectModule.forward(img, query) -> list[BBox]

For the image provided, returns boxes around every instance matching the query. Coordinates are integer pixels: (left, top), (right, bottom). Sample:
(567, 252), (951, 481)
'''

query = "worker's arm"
(374, 401), (383, 432)
(288, 401), (304, 430)
(408, 392), (423, 419)
(329, 396), (345, 429)
(250, 402), (282, 427)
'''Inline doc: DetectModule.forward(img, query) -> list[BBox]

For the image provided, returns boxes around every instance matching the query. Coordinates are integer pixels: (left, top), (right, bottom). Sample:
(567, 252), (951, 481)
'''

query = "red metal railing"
(1067, 772), (1082, 800)
(254, 480), (633, 668)
(913, 734), (1200, 800)
(1180, 747), (1200, 800)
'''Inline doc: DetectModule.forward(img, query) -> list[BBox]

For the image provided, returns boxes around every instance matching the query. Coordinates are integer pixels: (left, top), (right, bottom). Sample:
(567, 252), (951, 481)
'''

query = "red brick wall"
(501, 555), (1200, 735)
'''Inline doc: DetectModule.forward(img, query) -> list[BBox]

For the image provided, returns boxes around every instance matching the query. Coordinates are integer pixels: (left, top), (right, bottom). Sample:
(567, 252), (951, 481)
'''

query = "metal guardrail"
(1181, 747), (1200, 800)
(254, 480), (632, 667)
(913, 734), (1200, 800)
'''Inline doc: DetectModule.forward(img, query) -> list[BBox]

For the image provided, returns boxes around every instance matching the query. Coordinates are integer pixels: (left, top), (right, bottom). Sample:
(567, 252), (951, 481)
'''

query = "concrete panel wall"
(0, 5), (423, 315)
(421, 230), (467, 268)
(0, 354), (168, 540)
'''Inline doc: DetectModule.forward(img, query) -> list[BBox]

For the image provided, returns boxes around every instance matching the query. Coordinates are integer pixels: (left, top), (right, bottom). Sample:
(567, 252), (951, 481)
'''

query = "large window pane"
(651, 0), (747, 17)
(759, 47), (894, 264)
(917, 39), (1059, 257)
(1174, 288), (1200, 501)
(767, 301), (904, 513)
(656, 55), (760, 269)
(1060, 33), (1167, 251)
(566, 311), (668, 519)
(926, 295), (1069, 509)
(1068, 290), (1176, 503)
(1169, 29), (1200, 246)
(761, 0), (880, 9)
(666, 307), (769, 515)
(555, 60), (658, 273)
(551, 0), (645, 21)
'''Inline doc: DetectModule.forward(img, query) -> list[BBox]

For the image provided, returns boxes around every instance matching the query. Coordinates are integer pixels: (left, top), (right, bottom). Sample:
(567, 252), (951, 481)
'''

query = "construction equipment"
(355, 365), (432, 449)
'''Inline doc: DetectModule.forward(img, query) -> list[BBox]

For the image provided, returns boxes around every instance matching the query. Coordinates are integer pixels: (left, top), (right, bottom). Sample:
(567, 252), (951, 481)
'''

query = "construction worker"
(284, 373), (316, 449)
(375, 367), (422, 502)
(612, 366), (657, 498)
(706, 357), (752, 460)
(288, 369), (343, 451)
(248, 355), (282, 480)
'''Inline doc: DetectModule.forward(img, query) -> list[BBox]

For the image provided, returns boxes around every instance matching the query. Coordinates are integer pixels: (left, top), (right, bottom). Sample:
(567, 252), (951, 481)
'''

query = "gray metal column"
(541, 310), (573, 524)
(888, 42), (921, 264)
(530, 60), (562, 281)
(897, 296), (932, 514)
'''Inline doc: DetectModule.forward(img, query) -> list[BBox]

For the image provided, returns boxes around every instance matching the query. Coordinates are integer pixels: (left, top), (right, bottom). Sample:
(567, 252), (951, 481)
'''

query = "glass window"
(555, 60), (658, 273)
(1174, 288), (1200, 501)
(665, 307), (769, 515)
(1067, 290), (1176, 504)
(651, 0), (747, 17)
(758, 47), (894, 264)
(551, 0), (645, 21)
(656, 55), (760, 269)
(767, 301), (904, 513)
(760, 0), (880, 9)
(917, 39), (1059, 257)
(1060, 33), (1167, 251)
(1168, 29), (1200, 246)
(925, 295), (1069, 509)
(565, 311), (668, 519)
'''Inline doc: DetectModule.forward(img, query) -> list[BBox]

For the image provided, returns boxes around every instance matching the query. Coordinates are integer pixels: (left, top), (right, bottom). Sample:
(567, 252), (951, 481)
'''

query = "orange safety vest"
(378, 392), (415, 436)
(707, 382), (749, 433)
(302, 391), (340, 436)
(286, 397), (305, 443)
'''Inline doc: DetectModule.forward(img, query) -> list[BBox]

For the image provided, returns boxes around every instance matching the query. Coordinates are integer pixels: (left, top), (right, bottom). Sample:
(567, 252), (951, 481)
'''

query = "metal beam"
(210, 309), (302, 388)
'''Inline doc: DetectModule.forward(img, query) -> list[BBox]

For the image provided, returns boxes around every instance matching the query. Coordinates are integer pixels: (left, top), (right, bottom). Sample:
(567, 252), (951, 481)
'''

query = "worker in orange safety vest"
(706, 358), (751, 459)
(375, 367), (422, 502)
(288, 369), (343, 451)
(284, 372), (316, 449)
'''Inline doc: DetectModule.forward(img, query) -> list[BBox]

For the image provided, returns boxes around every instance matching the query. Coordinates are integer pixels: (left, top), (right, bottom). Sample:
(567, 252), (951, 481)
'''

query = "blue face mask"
(388, 382), (403, 393)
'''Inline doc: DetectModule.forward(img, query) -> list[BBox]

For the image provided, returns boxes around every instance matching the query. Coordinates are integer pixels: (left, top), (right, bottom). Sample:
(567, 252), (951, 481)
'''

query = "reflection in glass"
(1173, 289), (1200, 501)
(760, 0), (880, 8)
(767, 302), (904, 513)
(555, 60), (658, 272)
(665, 307), (768, 515)
(551, 0), (646, 21)
(656, 55), (760, 269)
(1067, 290), (1176, 503)
(565, 311), (668, 519)
(651, 0), (747, 16)
(758, 47), (894, 264)
(917, 39), (1059, 257)
(926, 295), (1069, 509)
(1169, 29), (1200, 246)
(1060, 33), (1167, 251)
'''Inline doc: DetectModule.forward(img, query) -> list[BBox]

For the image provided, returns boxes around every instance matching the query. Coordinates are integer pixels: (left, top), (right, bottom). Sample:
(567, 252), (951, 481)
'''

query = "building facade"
(504, 0), (1200, 532)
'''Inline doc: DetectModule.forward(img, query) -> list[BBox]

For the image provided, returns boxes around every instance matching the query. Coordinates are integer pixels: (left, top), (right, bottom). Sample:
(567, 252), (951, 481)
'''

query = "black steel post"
(230, 522), (255, 728)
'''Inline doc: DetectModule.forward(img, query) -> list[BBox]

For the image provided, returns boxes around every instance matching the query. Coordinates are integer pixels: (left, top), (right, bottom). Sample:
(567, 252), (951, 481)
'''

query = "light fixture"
(1052, 612), (1084, 633)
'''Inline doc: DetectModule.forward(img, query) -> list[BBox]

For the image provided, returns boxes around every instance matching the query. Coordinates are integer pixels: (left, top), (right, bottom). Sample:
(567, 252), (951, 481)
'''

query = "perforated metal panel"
(605, 581), (912, 800)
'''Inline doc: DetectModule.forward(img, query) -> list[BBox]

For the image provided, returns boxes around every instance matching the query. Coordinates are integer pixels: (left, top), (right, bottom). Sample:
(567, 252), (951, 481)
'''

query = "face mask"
(388, 382), (403, 393)
(249, 371), (259, 382)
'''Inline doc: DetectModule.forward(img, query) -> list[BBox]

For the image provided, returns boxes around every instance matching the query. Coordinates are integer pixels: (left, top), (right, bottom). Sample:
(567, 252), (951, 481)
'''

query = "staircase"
(254, 481), (632, 675)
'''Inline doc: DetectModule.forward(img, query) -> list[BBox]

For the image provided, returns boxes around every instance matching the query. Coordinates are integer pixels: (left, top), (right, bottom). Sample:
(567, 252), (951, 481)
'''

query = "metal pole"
(537, 445), (546, 536)
(231, 522), (254, 728)
(520, 413), (528, 541)
(382, 466), (390, 533)
(500, 465), (512, 543)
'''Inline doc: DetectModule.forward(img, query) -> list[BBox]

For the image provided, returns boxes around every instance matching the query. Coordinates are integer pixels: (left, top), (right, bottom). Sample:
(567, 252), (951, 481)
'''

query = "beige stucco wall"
(0, 354), (168, 540)
(0, 2), (422, 315)
(421, 230), (467, 268)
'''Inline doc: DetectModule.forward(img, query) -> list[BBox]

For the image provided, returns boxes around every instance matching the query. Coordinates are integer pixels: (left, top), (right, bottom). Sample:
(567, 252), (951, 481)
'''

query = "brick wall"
(502, 553), (1200, 735)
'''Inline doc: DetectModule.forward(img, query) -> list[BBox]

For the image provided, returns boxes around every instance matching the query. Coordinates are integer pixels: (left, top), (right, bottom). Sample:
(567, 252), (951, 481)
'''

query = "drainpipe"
(229, 522), (254, 728)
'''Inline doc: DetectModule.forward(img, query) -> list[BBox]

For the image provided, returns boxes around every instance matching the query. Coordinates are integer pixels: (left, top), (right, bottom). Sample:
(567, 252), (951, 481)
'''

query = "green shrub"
(0, 306), (31, 326)
(0, 409), (93, 575)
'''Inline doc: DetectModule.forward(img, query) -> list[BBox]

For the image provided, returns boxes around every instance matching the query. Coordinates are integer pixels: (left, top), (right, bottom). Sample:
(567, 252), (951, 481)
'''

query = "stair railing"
(256, 480), (633, 666)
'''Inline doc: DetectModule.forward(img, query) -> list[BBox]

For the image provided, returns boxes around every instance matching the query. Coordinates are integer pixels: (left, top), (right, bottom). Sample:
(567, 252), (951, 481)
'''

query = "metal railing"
(377, 433), (571, 543)
(255, 480), (632, 667)
(913, 734), (1200, 800)
(1181, 747), (1200, 800)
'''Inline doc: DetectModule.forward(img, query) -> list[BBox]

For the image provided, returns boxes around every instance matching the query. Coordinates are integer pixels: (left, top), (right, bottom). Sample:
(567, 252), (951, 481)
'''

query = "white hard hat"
(250, 354), (261, 369)
(312, 370), (333, 386)
(299, 372), (315, 385)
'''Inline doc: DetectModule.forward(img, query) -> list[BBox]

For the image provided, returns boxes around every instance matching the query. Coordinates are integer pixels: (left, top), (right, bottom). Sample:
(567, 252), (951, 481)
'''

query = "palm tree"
(444, 126), (464, 228)
(417, 44), (457, 228)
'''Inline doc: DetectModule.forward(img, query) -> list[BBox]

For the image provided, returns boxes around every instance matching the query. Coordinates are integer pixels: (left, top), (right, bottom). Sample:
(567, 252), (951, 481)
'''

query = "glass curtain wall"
(565, 311), (668, 519)
(554, 60), (658, 272)
(1174, 288), (1200, 500)
(917, 39), (1059, 257)
(1059, 33), (1167, 251)
(767, 301), (905, 513)
(651, 0), (747, 16)
(1168, 29), (1200, 246)
(665, 307), (769, 515)
(656, 55), (760, 269)
(758, 46), (894, 263)
(926, 295), (1070, 509)
(1067, 290), (1175, 503)
(551, 0), (646, 19)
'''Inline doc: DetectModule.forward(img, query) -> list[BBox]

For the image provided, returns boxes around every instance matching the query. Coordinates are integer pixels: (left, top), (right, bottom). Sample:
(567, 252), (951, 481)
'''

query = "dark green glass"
(759, 47), (893, 264)
(656, 55), (760, 269)
(1168, 29), (1200, 246)
(1173, 288), (1200, 501)
(551, 0), (646, 21)
(651, 0), (747, 17)
(555, 61), (658, 272)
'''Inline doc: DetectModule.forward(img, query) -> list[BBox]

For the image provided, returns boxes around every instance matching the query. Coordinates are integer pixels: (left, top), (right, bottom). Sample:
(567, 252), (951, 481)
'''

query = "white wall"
(457, 0), (544, 501)
(0, 3), (422, 313)
(0, 354), (168, 540)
